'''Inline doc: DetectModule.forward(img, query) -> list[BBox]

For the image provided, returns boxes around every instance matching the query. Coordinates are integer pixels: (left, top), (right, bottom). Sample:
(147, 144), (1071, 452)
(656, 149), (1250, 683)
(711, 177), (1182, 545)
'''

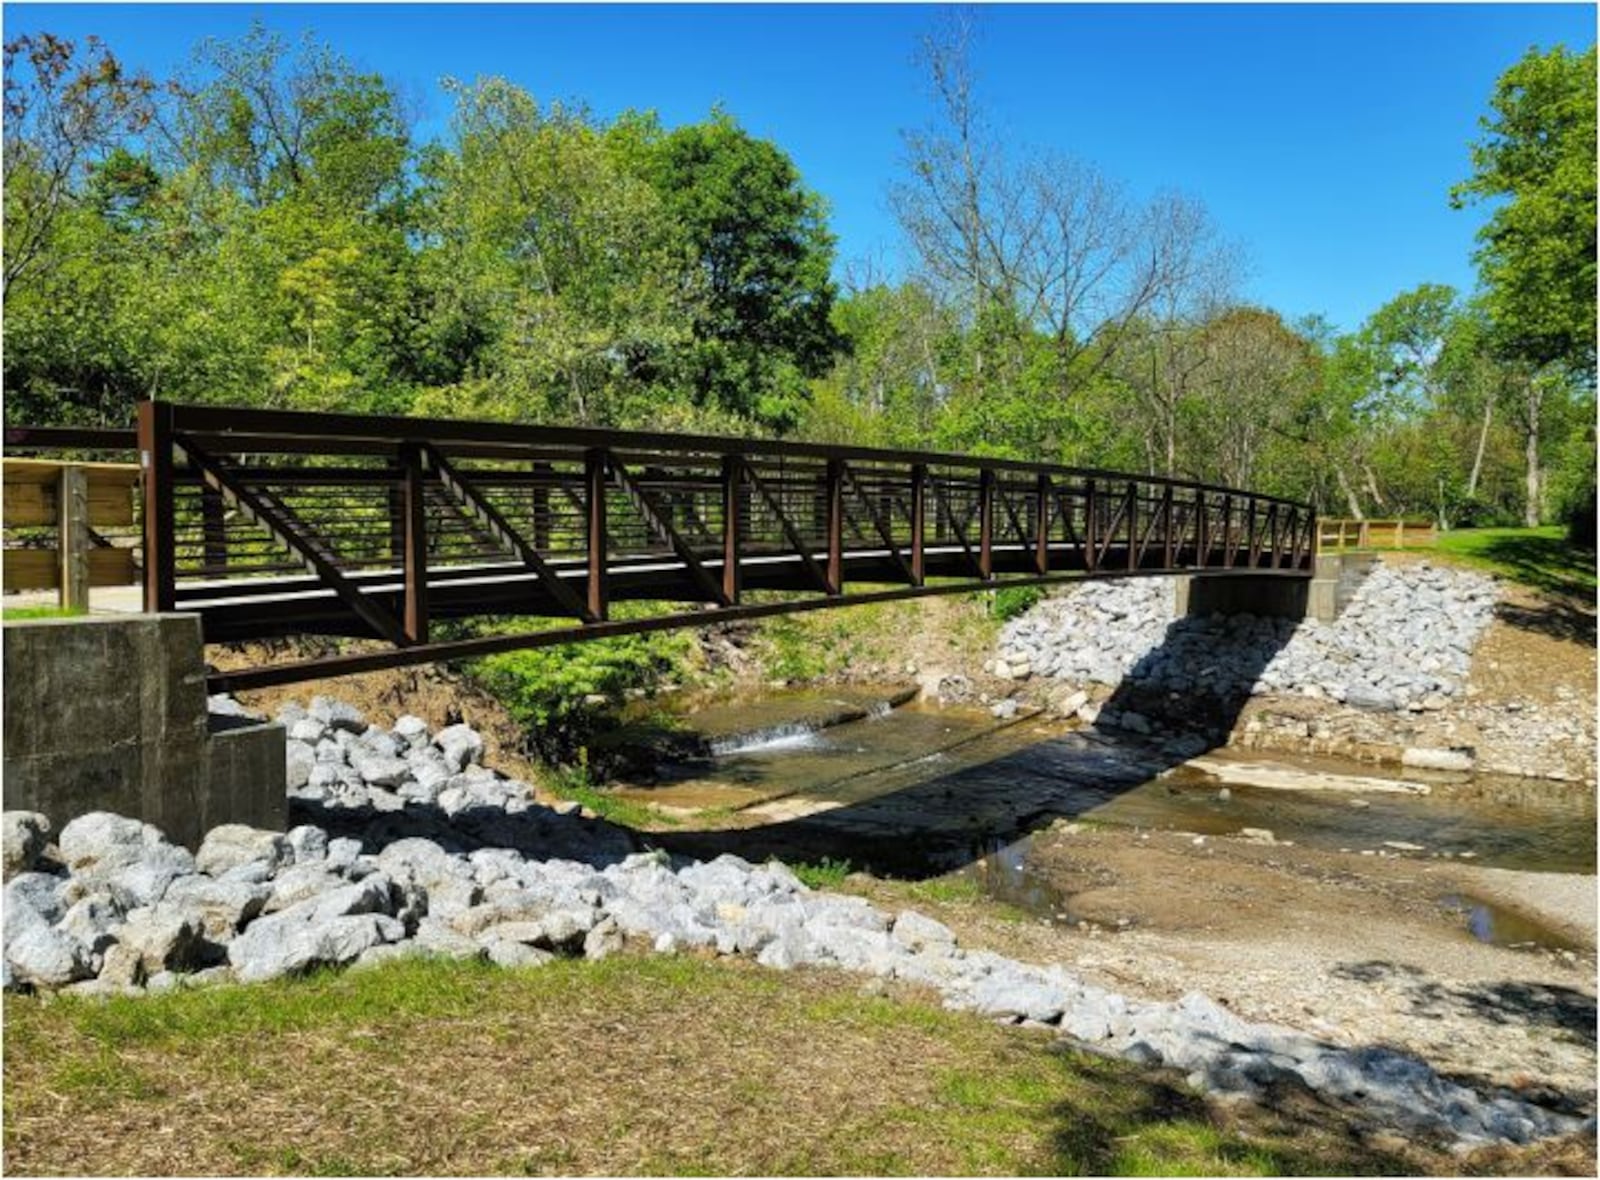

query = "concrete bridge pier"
(1174, 553), (1373, 623)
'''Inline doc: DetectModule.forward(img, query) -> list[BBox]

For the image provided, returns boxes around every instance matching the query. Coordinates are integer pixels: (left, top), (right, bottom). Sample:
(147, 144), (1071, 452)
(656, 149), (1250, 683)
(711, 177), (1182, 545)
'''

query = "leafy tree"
(644, 111), (840, 431)
(3, 32), (157, 305)
(1452, 43), (1597, 379)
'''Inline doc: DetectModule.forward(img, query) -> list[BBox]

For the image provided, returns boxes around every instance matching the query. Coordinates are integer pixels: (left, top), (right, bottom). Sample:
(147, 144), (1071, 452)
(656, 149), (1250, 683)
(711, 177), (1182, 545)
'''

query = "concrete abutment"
(2, 613), (285, 847)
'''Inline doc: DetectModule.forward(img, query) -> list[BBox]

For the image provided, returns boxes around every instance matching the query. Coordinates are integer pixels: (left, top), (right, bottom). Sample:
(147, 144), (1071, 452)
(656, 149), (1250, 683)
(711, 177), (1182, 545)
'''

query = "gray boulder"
(436, 723), (485, 772)
(163, 875), (270, 940)
(2, 811), (50, 880)
(57, 812), (192, 878)
(229, 913), (404, 983)
(196, 824), (290, 877)
(309, 695), (366, 733)
(4, 904), (90, 988)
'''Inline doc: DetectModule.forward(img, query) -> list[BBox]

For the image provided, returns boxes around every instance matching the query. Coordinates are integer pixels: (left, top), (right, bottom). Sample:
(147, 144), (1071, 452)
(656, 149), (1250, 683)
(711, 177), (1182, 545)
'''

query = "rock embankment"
(998, 563), (1497, 712)
(0, 698), (1588, 1149)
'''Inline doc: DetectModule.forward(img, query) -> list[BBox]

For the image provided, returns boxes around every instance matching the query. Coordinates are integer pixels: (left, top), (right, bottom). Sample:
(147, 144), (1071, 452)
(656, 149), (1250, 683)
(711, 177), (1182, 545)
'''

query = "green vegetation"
(2, 954), (1461, 1176)
(990, 584), (1044, 622)
(542, 762), (669, 831)
(1429, 526), (1597, 598)
(462, 622), (701, 762)
(790, 856), (855, 889)
(0, 604), (86, 620)
(5, 23), (1592, 538)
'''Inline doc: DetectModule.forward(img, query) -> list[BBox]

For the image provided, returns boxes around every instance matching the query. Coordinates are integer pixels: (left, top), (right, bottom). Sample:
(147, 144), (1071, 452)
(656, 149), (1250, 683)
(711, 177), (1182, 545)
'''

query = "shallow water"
(624, 692), (1596, 879)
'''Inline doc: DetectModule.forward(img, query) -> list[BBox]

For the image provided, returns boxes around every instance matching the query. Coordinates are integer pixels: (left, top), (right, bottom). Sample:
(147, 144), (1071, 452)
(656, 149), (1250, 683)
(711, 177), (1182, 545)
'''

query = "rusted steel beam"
(722, 455), (743, 604)
(1126, 481), (1138, 572)
(586, 449), (609, 621)
(6, 425), (138, 452)
(978, 468), (995, 580)
(138, 401), (177, 612)
(204, 565), (1312, 693)
(911, 464), (928, 587)
(1162, 485), (1176, 568)
(401, 443), (429, 644)
(825, 458), (844, 596)
(1034, 474), (1051, 576)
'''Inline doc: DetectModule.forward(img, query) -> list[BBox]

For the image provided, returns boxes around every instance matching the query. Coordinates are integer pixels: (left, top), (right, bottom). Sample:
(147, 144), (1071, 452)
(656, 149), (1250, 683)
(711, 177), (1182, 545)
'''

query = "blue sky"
(7, 3), (1595, 331)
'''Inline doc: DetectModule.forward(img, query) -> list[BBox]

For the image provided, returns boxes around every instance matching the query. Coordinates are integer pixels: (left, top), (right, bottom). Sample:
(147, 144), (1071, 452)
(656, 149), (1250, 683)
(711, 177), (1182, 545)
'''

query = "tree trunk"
(1466, 396), (1493, 498)
(1522, 373), (1542, 528)
(1524, 426), (1541, 527)
(1335, 465), (1364, 520)
(1362, 464), (1387, 511)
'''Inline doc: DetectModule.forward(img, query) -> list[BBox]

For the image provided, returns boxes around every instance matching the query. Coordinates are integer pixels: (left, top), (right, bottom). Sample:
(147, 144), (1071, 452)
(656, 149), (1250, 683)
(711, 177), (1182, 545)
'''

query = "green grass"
(1, 603), (87, 620)
(1426, 526), (1596, 598)
(543, 764), (673, 830)
(1, 955), (1540, 1175)
(790, 856), (855, 888)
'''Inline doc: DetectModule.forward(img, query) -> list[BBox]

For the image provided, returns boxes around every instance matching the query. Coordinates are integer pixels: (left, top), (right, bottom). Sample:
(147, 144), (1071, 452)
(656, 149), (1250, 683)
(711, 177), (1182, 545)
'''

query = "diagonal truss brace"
(838, 462), (916, 584)
(176, 435), (410, 647)
(608, 455), (732, 607)
(743, 461), (832, 594)
(421, 443), (597, 623)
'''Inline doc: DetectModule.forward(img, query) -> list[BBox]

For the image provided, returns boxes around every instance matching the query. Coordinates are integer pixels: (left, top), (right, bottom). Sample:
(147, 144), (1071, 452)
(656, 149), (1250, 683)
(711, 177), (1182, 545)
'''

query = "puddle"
(1439, 894), (1581, 952)
(954, 835), (1088, 927)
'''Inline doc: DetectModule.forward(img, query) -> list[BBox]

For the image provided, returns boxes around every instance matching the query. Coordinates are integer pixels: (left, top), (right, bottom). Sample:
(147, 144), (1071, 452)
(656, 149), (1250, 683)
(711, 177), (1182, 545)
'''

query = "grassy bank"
(2, 954), (1456, 1177)
(1421, 526), (1596, 599)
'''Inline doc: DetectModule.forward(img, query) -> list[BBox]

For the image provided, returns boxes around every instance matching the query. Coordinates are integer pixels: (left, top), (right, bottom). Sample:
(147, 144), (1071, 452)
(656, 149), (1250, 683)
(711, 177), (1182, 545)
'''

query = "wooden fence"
(1316, 518), (1437, 552)
(2, 459), (141, 609)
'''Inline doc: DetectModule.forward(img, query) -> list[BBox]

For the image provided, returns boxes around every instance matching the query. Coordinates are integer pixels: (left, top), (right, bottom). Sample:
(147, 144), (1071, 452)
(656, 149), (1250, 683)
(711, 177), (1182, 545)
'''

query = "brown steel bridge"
(5, 402), (1316, 693)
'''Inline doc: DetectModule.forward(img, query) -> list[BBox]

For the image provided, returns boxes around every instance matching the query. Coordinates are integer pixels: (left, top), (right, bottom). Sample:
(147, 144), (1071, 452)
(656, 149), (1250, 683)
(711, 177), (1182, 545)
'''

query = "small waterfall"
(710, 724), (825, 757)
(864, 700), (893, 720)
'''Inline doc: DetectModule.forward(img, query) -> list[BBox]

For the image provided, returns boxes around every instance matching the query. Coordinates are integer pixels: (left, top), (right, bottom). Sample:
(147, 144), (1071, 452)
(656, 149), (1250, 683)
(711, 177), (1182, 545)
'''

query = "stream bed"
(612, 690), (1595, 946)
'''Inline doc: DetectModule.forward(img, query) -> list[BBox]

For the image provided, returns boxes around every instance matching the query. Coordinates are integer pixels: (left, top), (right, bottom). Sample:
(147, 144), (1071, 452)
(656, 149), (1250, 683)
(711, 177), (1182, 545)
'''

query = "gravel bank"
(2, 696), (1590, 1149)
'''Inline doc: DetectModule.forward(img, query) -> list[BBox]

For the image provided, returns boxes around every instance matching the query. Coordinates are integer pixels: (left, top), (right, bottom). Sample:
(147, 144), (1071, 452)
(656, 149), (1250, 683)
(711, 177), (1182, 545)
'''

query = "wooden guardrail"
(2, 459), (141, 608)
(1316, 518), (1436, 552)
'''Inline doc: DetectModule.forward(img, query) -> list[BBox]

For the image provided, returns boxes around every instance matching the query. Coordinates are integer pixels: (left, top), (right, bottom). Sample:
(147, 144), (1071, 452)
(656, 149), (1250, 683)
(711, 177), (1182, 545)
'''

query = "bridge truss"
(6, 403), (1316, 691)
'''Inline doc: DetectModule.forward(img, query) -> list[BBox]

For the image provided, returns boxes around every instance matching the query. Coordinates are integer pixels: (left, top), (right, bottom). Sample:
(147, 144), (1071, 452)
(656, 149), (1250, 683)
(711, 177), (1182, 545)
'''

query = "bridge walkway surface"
(4, 403), (1316, 691)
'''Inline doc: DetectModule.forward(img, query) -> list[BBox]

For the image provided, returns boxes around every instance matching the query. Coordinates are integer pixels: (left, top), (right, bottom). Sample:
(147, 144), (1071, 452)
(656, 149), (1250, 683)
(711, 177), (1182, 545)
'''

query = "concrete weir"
(2, 613), (285, 847)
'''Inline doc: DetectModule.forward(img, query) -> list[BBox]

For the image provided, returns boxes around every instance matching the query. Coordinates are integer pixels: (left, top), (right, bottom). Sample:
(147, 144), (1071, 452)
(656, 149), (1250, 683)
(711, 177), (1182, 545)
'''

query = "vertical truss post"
(532, 460), (552, 550)
(1195, 489), (1209, 567)
(401, 442), (429, 644)
(202, 485), (228, 573)
(1126, 481), (1138, 571)
(138, 400), (176, 612)
(1034, 473), (1051, 575)
(978, 468), (995, 580)
(1162, 485), (1176, 568)
(825, 457), (844, 595)
(910, 463), (927, 587)
(1084, 478), (1098, 573)
(722, 454), (743, 604)
(586, 448), (609, 621)
(1268, 502), (1281, 568)
(1247, 496), (1259, 566)
(1221, 493), (1234, 568)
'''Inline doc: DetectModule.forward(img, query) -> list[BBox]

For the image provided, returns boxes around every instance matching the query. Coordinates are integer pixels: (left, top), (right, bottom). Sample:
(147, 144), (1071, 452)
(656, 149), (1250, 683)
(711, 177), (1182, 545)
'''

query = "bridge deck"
(5, 405), (1316, 690)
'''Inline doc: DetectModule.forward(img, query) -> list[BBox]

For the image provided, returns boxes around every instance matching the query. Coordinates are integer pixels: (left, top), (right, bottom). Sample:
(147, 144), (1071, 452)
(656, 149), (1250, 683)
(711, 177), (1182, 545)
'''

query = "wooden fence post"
(58, 465), (89, 611)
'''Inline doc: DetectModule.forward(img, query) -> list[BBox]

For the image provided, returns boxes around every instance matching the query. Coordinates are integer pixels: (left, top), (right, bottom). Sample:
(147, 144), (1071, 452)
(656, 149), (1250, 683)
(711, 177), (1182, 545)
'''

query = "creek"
(615, 688), (1593, 879)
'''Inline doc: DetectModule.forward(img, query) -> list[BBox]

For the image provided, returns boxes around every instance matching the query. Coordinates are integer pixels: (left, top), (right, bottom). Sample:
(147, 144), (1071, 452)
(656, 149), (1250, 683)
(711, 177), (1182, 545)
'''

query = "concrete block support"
(1174, 554), (1373, 624)
(2, 613), (286, 847)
